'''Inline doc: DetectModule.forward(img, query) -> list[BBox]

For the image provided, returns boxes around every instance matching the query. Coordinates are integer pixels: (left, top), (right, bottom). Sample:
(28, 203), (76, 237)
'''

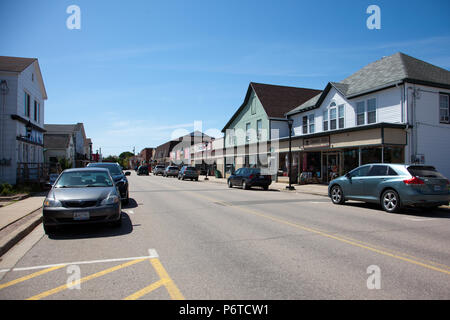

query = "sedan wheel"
(331, 185), (345, 205)
(381, 190), (400, 213)
(228, 180), (233, 188)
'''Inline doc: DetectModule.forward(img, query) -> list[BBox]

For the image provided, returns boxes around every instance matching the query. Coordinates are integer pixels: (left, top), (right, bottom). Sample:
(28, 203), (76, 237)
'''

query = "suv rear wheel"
(381, 189), (401, 213)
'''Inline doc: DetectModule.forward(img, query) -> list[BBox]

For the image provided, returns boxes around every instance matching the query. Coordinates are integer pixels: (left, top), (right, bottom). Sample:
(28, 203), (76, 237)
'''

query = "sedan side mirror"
(125, 171), (131, 176)
(345, 173), (351, 179)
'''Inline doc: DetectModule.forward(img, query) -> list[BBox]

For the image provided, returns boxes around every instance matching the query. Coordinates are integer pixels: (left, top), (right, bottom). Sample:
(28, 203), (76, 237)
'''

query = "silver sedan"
(42, 167), (122, 234)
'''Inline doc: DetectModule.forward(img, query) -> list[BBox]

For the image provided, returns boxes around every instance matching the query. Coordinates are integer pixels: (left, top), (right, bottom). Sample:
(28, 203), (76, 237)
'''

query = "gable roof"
(0, 56), (48, 100)
(222, 82), (321, 131)
(0, 56), (36, 72)
(287, 52), (450, 116)
(341, 52), (450, 97)
(44, 134), (72, 149)
(44, 124), (78, 133)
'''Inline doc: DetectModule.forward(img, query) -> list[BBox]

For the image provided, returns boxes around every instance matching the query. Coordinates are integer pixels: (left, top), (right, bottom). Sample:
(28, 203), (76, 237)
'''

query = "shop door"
(323, 152), (341, 184)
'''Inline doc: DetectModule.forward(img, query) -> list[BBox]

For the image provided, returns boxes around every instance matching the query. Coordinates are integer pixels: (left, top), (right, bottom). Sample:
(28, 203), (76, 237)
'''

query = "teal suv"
(328, 164), (450, 213)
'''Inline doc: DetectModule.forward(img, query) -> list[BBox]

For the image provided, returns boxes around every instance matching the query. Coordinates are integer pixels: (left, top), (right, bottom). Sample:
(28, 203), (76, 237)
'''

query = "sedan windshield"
(55, 171), (114, 188)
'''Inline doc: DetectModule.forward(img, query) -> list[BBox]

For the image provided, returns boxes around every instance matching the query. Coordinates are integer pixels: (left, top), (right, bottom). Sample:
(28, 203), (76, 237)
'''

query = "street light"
(204, 141), (209, 180)
(286, 118), (295, 190)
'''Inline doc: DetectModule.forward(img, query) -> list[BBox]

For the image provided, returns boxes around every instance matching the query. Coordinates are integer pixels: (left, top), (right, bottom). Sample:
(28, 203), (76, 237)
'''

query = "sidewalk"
(198, 175), (329, 197)
(0, 195), (45, 256)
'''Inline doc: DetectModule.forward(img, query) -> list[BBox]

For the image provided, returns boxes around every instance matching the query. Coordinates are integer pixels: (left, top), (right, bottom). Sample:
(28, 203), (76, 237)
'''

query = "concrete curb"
(0, 208), (42, 257)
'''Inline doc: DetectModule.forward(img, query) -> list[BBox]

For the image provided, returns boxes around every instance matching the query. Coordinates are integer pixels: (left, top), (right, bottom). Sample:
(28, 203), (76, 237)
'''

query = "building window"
(257, 119), (262, 140)
(308, 114), (315, 133)
(367, 98), (377, 124)
(24, 92), (30, 117)
(338, 104), (345, 129)
(302, 116), (308, 134)
(356, 101), (365, 126)
(323, 110), (328, 131)
(251, 97), (256, 115)
(245, 122), (251, 142)
(34, 100), (38, 121)
(228, 129), (235, 146)
(330, 107), (337, 130)
(440, 94), (449, 123)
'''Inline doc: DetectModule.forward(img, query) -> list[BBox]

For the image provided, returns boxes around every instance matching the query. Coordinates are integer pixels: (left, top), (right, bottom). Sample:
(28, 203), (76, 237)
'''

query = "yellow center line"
(0, 265), (66, 290)
(159, 179), (450, 276)
(26, 258), (146, 300)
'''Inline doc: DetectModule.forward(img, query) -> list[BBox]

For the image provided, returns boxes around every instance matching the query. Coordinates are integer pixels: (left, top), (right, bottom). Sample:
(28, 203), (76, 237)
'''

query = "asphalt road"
(0, 172), (449, 300)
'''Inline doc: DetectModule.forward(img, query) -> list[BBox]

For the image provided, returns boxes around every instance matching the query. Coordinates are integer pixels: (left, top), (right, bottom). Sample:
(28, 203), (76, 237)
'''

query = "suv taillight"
(403, 177), (424, 185)
(249, 174), (254, 179)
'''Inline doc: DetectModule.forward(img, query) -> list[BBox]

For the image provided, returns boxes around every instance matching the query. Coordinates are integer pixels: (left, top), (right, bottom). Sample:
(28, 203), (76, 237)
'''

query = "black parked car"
(227, 168), (272, 190)
(178, 166), (199, 181)
(137, 165), (149, 176)
(87, 162), (130, 204)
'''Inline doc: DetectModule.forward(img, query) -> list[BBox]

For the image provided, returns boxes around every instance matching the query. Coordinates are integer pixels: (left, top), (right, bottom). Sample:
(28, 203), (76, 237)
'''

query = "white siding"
(291, 86), (404, 138)
(270, 120), (289, 139)
(410, 84), (450, 178)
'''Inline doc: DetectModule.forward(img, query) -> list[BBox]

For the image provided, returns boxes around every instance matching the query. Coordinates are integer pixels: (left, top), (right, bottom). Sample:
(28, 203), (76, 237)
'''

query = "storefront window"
(300, 152), (321, 180)
(343, 148), (359, 174)
(383, 146), (404, 164)
(361, 147), (382, 165)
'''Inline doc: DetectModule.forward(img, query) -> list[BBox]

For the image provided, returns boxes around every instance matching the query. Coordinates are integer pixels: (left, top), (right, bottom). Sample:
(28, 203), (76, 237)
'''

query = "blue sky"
(1, 0), (450, 156)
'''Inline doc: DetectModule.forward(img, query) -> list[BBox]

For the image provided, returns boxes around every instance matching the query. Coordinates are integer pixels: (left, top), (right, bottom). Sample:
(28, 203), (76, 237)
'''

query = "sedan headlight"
(43, 199), (62, 207)
(101, 195), (119, 205)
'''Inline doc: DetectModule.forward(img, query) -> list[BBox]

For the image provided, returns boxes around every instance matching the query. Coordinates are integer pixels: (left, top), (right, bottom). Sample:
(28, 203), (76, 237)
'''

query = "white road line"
(0, 249), (159, 273)
(403, 217), (436, 222)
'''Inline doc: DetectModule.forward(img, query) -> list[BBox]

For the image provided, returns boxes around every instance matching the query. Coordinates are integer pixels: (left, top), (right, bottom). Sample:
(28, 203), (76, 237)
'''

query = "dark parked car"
(227, 168), (272, 190)
(42, 168), (122, 234)
(328, 164), (450, 213)
(153, 165), (166, 176)
(163, 166), (179, 177)
(44, 173), (60, 190)
(87, 162), (130, 204)
(137, 165), (149, 176)
(178, 166), (199, 181)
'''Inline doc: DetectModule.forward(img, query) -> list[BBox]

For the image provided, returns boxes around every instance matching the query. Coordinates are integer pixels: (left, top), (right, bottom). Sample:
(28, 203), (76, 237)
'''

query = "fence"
(16, 162), (50, 185)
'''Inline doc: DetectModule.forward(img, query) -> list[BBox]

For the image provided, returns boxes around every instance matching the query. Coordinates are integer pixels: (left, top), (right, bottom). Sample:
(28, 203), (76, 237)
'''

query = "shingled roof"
(44, 134), (72, 149)
(287, 52), (450, 116)
(0, 56), (36, 72)
(222, 82), (321, 131)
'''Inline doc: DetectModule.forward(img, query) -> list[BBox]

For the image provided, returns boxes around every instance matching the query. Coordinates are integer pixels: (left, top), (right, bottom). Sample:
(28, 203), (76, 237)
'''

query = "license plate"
(434, 185), (442, 191)
(74, 211), (90, 221)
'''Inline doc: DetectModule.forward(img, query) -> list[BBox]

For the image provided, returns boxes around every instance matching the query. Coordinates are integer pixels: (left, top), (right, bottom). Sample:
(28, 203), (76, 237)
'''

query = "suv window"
(350, 165), (370, 177)
(387, 167), (398, 176)
(368, 165), (388, 176)
(407, 166), (444, 178)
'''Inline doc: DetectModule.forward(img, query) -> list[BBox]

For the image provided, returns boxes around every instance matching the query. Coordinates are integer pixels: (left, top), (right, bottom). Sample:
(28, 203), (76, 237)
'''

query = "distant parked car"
(328, 164), (450, 213)
(164, 166), (180, 177)
(137, 165), (149, 176)
(227, 168), (272, 190)
(178, 166), (199, 181)
(42, 167), (122, 234)
(44, 173), (60, 190)
(87, 162), (130, 204)
(153, 165), (166, 176)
